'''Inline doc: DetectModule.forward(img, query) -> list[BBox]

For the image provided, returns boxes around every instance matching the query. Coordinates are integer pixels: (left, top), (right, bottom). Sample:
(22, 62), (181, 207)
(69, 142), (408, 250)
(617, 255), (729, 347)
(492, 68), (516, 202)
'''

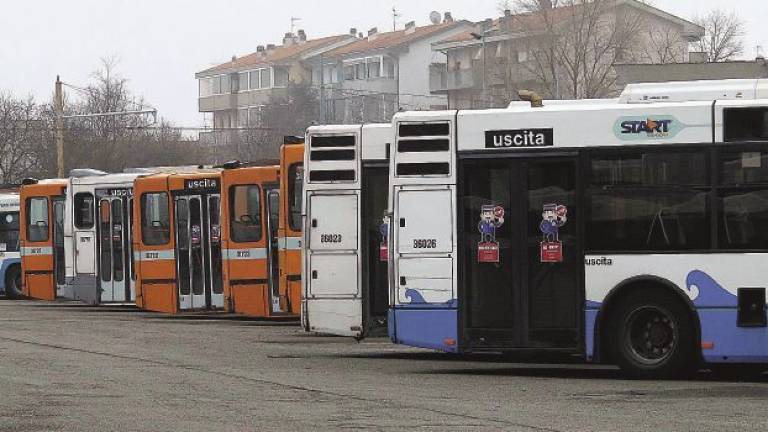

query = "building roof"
(436, 0), (702, 48)
(197, 34), (353, 77)
(322, 22), (464, 58)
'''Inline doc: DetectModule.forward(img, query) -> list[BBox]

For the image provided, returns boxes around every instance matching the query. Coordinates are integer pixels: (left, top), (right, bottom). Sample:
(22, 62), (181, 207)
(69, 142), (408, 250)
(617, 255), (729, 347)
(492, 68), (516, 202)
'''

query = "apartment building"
(195, 31), (356, 145)
(309, 15), (472, 124)
(431, 0), (704, 109)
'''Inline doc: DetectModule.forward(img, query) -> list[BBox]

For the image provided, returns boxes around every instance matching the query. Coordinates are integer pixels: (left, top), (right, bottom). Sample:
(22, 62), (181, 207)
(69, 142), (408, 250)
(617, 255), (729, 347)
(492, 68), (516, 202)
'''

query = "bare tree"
(0, 94), (51, 183)
(510, 0), (649, 99)
(693, 9), (745, 62)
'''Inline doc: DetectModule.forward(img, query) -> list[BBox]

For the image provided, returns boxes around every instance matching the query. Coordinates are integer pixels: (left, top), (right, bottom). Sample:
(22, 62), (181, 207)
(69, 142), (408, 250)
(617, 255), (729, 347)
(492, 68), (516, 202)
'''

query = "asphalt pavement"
(0, 299), (766, 431)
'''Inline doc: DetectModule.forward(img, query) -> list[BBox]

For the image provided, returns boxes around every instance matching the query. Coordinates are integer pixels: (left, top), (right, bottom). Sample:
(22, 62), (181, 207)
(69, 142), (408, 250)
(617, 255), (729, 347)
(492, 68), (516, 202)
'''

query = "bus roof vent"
(69, 169), (108, 178)
(308, 134), (357, 183)
(396, 121), (451, 177)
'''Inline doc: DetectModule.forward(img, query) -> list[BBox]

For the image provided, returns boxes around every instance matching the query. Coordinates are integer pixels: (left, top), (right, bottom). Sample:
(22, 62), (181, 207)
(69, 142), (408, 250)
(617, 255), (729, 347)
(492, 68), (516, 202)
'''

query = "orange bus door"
(21, 195), (57, 300)
(174, 193), (223, 310)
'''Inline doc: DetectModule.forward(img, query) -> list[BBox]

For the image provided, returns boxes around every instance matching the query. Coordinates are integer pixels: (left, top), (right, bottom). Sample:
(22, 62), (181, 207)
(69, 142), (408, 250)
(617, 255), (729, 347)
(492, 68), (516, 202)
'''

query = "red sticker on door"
(478, 205), (505, 263)
(379, 215), (389, 262)
(539, 203), (567, 263)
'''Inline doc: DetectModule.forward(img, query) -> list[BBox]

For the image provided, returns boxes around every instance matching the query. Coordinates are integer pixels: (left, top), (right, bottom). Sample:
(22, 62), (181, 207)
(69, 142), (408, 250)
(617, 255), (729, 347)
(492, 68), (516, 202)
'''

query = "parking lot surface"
(0, 300), (766, 431)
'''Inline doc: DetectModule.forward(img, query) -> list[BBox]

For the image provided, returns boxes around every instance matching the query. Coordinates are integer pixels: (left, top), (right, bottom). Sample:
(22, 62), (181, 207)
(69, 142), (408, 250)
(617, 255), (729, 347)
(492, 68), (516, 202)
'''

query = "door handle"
(312, 270), (318, 279)
(400, 276), (406, 286)
(311, 219), (317, 228)
(399, 218), (405, 228)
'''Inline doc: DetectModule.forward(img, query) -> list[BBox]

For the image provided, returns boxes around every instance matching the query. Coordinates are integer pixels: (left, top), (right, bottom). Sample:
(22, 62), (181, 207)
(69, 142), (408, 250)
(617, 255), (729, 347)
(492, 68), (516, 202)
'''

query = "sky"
(2, 0), (767, 129)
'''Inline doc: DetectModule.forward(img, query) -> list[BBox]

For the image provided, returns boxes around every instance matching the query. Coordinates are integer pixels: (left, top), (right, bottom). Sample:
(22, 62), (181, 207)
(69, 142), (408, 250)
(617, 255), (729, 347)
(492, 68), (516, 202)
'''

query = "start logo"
(614, 115), (684, 141)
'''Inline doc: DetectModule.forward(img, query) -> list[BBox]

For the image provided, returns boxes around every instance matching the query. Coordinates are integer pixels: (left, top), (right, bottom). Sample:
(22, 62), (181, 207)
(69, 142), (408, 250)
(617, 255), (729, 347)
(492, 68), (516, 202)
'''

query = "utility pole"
(54, 76), (65, 178)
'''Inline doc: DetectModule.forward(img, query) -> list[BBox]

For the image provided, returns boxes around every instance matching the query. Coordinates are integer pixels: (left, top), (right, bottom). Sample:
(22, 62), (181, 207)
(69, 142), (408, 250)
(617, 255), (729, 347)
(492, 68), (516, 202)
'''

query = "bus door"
(265, 186), (281, 312)
(279, 143), (304, 315)
(305, 190), (361, 336)
(460, 157), (581, 351)
(53, 197), (66, 292)
(362, 165), (389, 335)
(21, 185), (64, 301)
(97, 193), (132, 302)
(174, 193), (223, 310)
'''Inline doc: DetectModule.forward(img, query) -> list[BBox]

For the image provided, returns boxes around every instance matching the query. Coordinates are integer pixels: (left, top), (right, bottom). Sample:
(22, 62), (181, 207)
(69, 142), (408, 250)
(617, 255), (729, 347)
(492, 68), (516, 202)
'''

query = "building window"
(274, 68), (288, 87)
(344, 65), (355, 81)
(238, 72), (249, 92)
(237, 109), (249, 128)
(260, 68), (272, 88)
(355, 63), (366, 80)
(199, 78), (213, 97)
(368, 60), (381, 78)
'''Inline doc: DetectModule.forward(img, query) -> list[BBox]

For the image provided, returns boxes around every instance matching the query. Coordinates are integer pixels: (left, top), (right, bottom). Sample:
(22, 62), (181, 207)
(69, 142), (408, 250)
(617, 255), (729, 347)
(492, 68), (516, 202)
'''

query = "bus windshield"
(0, 211), (19, 252)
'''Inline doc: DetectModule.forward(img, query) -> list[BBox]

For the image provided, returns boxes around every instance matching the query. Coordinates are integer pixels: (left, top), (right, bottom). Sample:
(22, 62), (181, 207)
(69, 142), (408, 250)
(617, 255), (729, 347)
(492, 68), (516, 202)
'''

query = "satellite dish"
(429, 11), (441, 25)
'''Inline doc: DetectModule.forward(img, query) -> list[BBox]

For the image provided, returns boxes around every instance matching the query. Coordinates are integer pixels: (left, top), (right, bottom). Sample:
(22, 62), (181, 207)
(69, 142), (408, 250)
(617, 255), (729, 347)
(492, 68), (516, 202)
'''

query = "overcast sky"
(2, 0), (766, 128)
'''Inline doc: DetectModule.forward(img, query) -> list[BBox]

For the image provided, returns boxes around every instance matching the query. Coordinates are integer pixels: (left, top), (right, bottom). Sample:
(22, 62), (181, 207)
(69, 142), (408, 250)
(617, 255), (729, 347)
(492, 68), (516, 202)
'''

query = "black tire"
(609, 289), (696, 379)
(5, 265), (22, 299)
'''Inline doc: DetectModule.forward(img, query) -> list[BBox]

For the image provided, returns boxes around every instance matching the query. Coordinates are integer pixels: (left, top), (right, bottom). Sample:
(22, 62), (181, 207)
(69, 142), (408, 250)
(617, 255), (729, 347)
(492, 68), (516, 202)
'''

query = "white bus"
(62, 172), (142, 304)
(0, 191), (21, 298)
(387, 79), (768, 378)
(302, 124), (391, 338)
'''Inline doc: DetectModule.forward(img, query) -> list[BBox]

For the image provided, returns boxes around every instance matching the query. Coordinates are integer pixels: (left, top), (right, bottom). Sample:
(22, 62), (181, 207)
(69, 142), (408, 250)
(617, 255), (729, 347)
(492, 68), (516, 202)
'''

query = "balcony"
(430, 66), (478, 94)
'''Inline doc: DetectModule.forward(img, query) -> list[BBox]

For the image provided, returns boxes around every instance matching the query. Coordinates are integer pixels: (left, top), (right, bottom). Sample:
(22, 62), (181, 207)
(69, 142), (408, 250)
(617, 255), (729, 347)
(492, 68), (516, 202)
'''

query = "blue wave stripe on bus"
(0, 258), (20, 293)
(402, 289), (457, 309)
(685, 270), (737, 307)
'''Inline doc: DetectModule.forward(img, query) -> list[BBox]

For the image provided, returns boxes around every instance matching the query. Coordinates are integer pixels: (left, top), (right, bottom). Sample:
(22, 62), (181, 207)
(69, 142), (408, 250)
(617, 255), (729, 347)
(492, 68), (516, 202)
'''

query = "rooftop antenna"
(392, 7), (401, 31)
(290, 17), (301, 34)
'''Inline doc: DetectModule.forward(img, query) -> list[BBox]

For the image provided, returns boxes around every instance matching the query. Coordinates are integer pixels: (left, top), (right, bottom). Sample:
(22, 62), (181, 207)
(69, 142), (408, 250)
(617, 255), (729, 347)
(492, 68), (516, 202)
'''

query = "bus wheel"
(610, 290), (695, 379)
(5, 266), (22, 299)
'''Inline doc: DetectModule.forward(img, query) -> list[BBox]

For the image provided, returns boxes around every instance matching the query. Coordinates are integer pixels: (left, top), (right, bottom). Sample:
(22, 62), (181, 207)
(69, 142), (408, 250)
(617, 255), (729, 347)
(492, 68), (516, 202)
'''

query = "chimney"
(444, 12), (454, 23)
(283, 32), (297, 46)
(297, 29), (307, 43)
(405, 21), (416, 34)
(266, 44), (276, 52)
(368, 27), (379, 41)
(482, 18), (493, 30)
(350, 27), (358, 37)
(231, 55), (237, 63)
(359, 32), (364, 39)
(504, 9), (512, 17)
(257, 45), (265, 55)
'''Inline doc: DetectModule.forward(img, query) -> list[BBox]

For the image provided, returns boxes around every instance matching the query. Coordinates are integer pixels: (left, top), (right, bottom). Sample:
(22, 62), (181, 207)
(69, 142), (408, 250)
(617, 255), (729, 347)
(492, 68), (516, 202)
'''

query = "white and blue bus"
(387, 79), (768, 378)
(0, 191), (22, 298)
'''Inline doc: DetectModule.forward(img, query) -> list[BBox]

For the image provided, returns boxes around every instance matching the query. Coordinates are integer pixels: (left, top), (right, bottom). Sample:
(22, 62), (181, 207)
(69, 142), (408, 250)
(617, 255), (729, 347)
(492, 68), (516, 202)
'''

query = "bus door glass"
(98, 197), (130, 302)
(265, 187), (280, 312)
(127, 196), (135, 300)
(22, 195), (55, 300)
(461, 157), (580, 350)
(362, 166), (389, 332)
(175, 193), (221, 310)
(53, 197), (66, 287)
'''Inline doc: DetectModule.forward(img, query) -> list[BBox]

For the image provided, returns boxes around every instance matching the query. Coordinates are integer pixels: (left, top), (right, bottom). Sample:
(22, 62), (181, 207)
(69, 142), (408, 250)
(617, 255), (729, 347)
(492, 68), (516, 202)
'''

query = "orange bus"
(278, 142), (304, 316)
(219, 163), (284, 316)
(133, 170), (224, 313)
(20, 179), (68, 301)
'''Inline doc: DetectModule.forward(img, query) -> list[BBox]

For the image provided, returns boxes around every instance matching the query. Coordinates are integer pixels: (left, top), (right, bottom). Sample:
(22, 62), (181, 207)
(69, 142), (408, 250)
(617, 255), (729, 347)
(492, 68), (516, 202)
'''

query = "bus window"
(26, 197), (49, 242)
(141, 193), (170, 245)
(0, 211), (20, 252)
(229, 185), (261, 243)
(724, 108), (768, 142)
(719, 149), (768, 249)
(74, 192), (95, 229)
(288, 164), (303, 231)
(586, 150), (711, 251)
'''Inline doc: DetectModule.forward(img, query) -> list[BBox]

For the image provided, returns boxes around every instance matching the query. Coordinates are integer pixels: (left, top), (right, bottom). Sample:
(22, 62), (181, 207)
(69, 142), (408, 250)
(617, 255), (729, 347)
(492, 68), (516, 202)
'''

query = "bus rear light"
(443, 338), (456, 347)
(701, 342), (715, 350)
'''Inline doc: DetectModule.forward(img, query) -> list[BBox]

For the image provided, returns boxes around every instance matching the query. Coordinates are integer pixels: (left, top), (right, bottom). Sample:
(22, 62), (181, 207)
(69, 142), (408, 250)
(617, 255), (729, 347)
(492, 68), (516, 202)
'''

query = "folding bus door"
(461, 157), (581, 351)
